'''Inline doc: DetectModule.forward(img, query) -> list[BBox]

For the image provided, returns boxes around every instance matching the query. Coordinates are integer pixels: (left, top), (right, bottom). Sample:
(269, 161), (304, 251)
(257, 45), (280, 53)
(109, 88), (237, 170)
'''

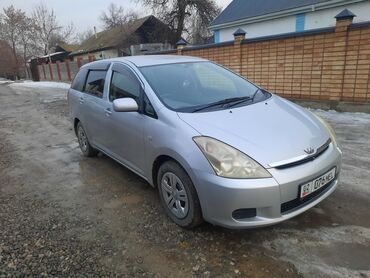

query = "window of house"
(296, 13), (306, 32)
(214, 30), (220, 43)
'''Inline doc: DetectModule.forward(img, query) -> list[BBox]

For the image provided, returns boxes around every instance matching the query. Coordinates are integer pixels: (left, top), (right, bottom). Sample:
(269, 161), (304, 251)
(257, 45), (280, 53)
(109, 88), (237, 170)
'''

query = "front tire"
(157, 161), (203, 228)
(76, 122), (98, 157)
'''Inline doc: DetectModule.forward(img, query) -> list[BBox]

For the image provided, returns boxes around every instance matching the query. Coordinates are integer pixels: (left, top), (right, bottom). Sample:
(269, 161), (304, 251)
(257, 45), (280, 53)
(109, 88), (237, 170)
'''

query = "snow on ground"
(0, 81), (14, 85)
(10, 81), (70, 90)
(0, 78), (14, 84)
(313, 109), (370, 125)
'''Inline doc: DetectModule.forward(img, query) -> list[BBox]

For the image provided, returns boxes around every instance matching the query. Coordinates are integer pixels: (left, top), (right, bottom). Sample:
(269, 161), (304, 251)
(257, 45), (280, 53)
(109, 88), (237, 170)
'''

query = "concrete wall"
(216, 1), (370, 42)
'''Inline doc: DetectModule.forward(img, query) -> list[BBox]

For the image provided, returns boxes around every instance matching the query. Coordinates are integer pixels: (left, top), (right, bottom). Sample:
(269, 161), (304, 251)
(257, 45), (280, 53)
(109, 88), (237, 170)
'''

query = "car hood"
(177, 95), (330, 168)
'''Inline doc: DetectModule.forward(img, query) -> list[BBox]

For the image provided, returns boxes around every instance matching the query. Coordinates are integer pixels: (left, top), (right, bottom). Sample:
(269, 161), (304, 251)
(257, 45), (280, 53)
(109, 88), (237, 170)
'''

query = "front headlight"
(193, 136), (271, 179)
(310, 111), (338, 146)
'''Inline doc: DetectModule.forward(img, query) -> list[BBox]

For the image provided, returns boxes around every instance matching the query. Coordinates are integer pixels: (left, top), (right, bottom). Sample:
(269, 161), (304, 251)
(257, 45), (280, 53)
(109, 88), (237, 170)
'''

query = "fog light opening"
(232, 208), (257, 220)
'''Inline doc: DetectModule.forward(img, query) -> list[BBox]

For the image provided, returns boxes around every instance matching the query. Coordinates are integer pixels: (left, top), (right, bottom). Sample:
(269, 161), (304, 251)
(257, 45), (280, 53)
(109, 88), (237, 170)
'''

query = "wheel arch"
(151, 153), (197, 189)
(73, 118), (80, 136)
(152, 155), (177, 188)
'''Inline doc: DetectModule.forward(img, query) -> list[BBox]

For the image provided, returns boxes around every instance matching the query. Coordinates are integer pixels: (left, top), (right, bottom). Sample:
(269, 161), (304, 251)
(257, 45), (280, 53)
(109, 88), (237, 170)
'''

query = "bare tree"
(138, 0), (220, 43)
(32, 3), (61, 55)
(0, 3), (78, 78)
(48, 22), (77, 48)
(100, 3), (139, 30)
(0, 40), (18, 79)
(77, 28), (94, 43)
(62, 22), (77, 43)
(0, 5), (26, 64)
(18, 16), (41, 77)
(0, 5), (31, 78)
(188, 5), (220, 44)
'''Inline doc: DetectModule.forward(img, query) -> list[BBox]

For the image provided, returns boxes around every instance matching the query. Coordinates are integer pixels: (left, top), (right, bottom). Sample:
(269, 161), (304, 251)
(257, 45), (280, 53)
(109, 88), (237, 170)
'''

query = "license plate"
(300, 168), (336, 199)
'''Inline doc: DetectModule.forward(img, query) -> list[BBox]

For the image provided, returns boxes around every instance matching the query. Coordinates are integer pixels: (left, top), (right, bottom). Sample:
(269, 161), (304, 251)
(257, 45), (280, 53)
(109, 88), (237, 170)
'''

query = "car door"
(69, 67), (88, 125)
(82, 69), (110, 148)
(102, 63), (147, 176)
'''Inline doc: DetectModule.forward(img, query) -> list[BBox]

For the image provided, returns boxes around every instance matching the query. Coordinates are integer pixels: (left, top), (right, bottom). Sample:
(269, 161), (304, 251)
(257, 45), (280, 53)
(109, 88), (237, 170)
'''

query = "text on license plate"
(300, 168), (336, 198)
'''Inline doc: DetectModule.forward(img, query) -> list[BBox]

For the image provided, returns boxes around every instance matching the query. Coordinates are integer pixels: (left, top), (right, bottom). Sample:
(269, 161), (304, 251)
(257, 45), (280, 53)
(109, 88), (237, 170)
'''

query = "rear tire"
(76, 122), (98, 157)
(157, 161), (203, 228)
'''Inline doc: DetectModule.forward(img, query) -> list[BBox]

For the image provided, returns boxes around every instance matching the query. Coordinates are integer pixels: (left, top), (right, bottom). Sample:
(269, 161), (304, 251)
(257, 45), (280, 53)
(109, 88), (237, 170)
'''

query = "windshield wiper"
(226, 88), (261, 109)
(192, 96), (253, 113)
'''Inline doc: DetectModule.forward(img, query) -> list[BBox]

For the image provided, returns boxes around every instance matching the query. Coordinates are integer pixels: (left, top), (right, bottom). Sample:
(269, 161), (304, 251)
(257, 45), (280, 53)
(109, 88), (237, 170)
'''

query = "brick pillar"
(335, 9), (355, 33)
(65, 60), (72, 81)
(77, 57), (82, 68)
(56, 61), (62, 81)
(233, 28), (246, 74)
(176, 39), (187, 55)
(36, 64), (41, 81)
(48, 62), (53, 80)
(42, 64), (46, 79)
(334, 9), (356, 101)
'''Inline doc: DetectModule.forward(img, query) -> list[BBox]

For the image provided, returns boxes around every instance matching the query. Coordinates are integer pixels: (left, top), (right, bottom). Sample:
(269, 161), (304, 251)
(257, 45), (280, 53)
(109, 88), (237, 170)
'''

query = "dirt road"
(1, 83), (369, 277)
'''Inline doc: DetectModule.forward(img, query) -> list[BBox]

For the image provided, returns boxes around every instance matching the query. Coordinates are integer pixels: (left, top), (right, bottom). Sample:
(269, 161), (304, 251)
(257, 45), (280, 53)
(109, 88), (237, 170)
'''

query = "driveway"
(0, 83), (369, 277)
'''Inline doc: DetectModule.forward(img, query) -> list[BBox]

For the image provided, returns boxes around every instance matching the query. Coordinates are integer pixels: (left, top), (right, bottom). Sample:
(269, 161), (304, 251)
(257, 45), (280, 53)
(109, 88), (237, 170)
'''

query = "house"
(210, 0), (370, 42)
(36, 43), (79, 64)
(69, 15), (176, 60)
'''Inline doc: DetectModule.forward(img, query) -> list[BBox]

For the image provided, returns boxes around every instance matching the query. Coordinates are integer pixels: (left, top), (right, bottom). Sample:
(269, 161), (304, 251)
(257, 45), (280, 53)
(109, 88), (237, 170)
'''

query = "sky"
(0, 0), (233, 33)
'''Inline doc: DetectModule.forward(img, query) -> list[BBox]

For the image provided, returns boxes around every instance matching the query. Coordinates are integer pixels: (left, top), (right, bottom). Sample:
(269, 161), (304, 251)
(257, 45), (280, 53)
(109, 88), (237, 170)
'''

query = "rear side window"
(84, 70), (107, 98)
(71, 68), (87, 91)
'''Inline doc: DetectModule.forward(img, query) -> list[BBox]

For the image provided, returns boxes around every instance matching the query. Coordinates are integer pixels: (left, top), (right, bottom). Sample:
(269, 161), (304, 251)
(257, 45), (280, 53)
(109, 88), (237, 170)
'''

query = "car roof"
(83, 55), (207, 69)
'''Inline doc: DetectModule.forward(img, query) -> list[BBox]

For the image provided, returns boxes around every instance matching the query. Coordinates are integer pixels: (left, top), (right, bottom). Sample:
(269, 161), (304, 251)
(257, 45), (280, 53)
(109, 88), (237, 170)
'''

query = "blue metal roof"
(210, 0), (332, 27)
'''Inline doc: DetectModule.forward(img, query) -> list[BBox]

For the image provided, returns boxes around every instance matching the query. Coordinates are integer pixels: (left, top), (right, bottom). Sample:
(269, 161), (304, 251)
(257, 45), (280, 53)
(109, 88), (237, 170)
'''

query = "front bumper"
(194, 143), (342, 229)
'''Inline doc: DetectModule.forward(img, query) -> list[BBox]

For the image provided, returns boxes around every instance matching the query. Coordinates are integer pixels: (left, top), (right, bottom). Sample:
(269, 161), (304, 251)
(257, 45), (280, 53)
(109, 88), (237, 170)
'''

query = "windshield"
(140, 62), (270, 112)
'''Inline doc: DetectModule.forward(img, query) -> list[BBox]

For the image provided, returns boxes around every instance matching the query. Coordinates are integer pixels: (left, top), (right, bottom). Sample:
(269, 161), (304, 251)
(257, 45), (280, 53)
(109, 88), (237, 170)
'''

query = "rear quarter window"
(84, 70), (107, 98)
(71, 68), (88, 92)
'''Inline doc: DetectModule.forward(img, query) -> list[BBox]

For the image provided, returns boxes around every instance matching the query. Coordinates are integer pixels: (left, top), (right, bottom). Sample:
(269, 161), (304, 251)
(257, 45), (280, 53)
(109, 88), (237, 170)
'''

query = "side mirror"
(113, 98), (138, 112)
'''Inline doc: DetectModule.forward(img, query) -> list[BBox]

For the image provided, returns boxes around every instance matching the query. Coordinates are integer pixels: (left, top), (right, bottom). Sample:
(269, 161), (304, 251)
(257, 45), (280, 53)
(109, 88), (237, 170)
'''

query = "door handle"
(79, 97), (84, 104)
(105, 108), (112, 117)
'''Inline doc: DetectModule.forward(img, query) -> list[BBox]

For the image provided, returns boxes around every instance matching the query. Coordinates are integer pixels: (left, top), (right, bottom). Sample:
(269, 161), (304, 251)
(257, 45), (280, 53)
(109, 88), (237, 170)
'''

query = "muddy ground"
(0, 83), (369, 277)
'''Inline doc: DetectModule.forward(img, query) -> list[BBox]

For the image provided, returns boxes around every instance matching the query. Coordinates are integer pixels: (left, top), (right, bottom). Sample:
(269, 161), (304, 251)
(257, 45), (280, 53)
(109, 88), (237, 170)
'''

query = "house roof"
(70, 16), (153, 56)
(210, 0), (353, 28)
(57, 43), (79, 53)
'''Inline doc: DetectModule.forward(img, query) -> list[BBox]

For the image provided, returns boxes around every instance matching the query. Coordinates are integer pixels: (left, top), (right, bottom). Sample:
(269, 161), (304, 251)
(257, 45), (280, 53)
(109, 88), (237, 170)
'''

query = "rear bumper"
(194, 143), (342, 229)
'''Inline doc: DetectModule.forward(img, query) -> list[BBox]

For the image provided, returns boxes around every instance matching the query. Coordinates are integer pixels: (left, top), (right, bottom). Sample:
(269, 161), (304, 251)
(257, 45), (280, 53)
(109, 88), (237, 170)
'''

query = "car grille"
(275, 139), (331, 170)
(281, 178), (336, 214)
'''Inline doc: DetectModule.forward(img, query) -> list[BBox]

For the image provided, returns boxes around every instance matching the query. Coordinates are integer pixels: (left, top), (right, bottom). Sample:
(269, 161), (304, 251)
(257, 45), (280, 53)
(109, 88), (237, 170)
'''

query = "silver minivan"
(68, 55), (342, 229)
